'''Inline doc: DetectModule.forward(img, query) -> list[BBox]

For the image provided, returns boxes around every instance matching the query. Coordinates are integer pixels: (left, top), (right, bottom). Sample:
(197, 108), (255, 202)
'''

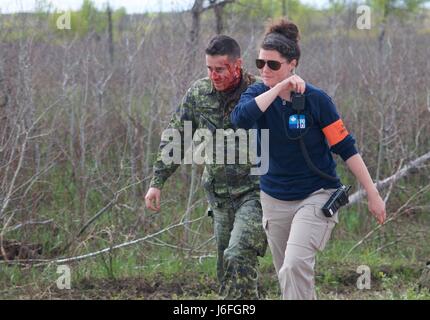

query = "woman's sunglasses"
(255, 59), (286, 71)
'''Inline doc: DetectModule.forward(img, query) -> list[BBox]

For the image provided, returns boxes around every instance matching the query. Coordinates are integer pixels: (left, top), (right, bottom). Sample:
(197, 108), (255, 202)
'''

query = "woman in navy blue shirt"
(231, 19), (386, 299)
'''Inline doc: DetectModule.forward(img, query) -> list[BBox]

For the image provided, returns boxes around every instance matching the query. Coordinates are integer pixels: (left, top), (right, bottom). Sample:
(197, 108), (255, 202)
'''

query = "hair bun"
(267, 19), (299, 43)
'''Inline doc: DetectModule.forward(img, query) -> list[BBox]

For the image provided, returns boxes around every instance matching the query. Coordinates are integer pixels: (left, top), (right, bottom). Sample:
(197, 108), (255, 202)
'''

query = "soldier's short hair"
(205, 35), (241, 61)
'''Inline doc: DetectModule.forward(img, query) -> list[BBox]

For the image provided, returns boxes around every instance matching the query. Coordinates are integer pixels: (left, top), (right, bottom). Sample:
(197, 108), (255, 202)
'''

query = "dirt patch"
(0, 240), (42, 260)
(50, 275), (219, 300)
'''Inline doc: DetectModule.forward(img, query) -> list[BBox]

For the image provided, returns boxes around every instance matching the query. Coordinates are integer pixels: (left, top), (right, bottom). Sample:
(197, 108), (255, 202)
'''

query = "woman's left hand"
(368, 192), (386, 224)
(277, 74), (306, 95)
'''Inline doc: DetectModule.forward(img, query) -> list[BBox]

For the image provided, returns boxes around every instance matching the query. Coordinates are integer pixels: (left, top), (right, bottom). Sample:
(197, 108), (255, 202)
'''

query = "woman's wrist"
(366, 186), (380, 199)
(273, 82), (283, 94)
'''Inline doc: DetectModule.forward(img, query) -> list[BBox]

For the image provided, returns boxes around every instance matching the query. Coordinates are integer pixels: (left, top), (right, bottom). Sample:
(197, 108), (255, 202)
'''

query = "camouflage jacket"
(149, 70), (260, 198)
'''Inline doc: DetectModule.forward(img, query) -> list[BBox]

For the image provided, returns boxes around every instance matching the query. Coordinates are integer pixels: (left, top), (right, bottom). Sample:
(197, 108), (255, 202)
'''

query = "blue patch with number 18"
(289, 114), (306, 129)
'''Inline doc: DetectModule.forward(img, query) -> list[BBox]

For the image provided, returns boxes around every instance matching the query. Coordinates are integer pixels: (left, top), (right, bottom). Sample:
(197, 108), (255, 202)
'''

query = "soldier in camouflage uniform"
(145, 35), (267, 299)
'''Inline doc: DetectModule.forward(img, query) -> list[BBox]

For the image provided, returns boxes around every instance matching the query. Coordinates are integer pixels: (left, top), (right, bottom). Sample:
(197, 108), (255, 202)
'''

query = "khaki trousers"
(260, 188), (339, 300)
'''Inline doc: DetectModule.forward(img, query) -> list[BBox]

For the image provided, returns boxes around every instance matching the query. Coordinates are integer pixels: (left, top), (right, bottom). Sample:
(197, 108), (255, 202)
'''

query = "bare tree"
(107, 4), (114, 64)
(209, 0), (236, 34)
(187, 0), (236, 66)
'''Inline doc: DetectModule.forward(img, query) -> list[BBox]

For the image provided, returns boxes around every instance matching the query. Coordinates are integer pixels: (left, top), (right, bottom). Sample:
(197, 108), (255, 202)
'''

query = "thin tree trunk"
(214, 4), (223, 34)
(107, 5), (114, 65)
(188, 0), (204, 68)
(282, 0), (288, 18)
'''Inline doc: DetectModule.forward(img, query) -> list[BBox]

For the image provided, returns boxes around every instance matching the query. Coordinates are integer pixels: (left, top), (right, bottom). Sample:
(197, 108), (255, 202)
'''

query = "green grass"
(1, 230), (430, 300)
(2, 216), (429, 300)
(313, 214), (430, 300)
(2, 170), (430, 300)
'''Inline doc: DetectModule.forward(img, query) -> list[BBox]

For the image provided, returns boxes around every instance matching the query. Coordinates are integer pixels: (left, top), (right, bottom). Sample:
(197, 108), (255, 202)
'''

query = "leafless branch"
(348, 151), (430, 205)
(0, 215), (207, 266)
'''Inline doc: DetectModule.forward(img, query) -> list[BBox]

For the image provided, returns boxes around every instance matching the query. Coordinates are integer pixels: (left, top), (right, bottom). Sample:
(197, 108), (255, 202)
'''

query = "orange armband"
(322, 119), (349, 147)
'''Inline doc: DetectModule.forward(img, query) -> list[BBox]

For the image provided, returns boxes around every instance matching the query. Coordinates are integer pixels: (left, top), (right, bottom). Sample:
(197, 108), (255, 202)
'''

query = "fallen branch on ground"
(0, 215), (207, 266)
(348, 151), (430, 205)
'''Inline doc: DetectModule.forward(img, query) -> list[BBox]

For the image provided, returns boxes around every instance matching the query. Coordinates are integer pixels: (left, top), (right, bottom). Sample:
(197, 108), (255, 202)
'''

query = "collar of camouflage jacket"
(210, 69), (256, 116)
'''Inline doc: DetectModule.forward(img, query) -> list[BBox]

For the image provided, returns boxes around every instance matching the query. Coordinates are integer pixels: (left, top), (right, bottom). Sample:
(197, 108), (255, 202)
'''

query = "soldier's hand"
(145, 187), (161, 212)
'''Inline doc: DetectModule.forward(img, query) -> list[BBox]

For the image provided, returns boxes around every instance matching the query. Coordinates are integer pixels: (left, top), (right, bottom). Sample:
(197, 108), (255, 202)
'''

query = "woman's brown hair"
(262, 19), (301, 66)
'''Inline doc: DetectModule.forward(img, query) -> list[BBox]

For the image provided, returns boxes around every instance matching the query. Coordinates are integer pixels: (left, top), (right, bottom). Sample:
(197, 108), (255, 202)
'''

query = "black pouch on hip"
(322, 185), (351, 217)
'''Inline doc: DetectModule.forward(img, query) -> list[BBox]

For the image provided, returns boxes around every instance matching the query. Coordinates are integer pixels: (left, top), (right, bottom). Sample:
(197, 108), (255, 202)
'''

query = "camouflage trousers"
(208, 191), (267, 300)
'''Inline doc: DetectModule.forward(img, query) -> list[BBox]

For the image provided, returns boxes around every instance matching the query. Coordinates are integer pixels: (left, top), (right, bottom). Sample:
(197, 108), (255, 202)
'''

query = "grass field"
(1, 210), (429, 300)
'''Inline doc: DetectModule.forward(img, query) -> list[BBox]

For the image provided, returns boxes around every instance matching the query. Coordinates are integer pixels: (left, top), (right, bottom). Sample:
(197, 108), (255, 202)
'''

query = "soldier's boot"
(219, 257), (259, 300)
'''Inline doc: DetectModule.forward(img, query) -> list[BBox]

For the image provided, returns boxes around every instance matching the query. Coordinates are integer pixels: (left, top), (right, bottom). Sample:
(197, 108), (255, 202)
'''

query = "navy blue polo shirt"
(231, 82), (358, 201)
